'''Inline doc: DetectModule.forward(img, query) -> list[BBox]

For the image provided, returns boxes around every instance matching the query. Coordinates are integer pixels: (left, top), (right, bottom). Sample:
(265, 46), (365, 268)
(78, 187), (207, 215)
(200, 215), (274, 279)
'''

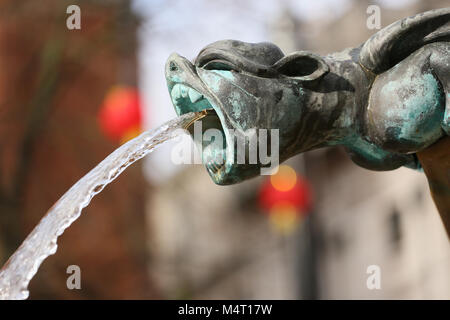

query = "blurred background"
(0, 0), (448, 299)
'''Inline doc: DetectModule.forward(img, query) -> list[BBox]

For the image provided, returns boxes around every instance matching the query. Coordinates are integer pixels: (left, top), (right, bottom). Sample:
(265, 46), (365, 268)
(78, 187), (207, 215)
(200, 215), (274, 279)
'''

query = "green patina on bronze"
(165, 8), (449, 185)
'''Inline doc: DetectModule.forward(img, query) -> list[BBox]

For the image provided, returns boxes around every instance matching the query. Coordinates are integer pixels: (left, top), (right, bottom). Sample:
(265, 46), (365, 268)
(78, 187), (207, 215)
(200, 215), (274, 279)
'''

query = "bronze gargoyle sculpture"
(165, 8), (449, 235)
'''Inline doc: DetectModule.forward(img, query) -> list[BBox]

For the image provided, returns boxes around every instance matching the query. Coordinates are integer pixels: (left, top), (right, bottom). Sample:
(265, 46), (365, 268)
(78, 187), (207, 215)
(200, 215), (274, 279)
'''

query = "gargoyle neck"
(301, 49), (372, 150)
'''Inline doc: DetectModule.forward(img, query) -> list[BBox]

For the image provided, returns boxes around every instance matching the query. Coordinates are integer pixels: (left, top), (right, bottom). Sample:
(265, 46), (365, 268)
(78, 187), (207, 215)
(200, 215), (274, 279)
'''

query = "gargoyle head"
(165, 40), (330, 184)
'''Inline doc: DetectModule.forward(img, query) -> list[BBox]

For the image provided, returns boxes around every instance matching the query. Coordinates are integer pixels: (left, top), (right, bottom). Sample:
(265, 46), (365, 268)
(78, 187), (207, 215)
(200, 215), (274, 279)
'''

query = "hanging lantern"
(258, 165), (312, 234)
(98, 86), (142, 143)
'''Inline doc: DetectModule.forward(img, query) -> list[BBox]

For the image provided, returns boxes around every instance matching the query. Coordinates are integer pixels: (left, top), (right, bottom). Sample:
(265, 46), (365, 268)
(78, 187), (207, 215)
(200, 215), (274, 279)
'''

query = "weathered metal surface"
(417, 136), (450, 237)
(165, 8), (449, 234)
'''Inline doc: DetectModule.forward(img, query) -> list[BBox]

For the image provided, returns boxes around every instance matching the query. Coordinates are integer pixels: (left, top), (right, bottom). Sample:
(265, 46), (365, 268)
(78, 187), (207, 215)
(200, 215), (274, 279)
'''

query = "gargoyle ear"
(272, 51), (329, 81)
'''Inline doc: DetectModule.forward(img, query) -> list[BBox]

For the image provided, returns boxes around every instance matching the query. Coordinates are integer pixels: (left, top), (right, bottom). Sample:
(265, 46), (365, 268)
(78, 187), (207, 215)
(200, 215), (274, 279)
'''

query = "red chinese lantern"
(258, 165), (312, 234)
(98, 86), (142, 143)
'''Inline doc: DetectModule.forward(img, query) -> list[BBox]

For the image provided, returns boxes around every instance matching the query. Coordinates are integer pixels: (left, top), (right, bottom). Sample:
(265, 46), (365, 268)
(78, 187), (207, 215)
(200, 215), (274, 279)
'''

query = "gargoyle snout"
(165, 53), (196, 88)
(165, 52), (217, 116)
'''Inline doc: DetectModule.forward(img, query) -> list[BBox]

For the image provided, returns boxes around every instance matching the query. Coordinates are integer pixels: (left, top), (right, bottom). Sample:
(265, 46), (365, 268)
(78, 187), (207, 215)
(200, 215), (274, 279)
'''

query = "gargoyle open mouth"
(168, 80), (230, 178)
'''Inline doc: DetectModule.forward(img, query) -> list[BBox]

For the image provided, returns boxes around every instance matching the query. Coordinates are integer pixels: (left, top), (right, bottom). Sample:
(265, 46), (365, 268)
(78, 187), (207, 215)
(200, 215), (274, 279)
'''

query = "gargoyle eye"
(202, 60), (239, 72)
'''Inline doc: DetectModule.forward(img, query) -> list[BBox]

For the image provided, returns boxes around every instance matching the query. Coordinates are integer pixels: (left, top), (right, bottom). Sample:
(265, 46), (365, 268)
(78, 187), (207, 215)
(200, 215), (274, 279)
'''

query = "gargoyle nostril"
(169, 61), (178, 72)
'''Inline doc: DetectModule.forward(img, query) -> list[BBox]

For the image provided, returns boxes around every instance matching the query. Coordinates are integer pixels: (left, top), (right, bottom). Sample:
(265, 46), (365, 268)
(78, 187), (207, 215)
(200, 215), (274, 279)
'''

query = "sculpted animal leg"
(417, 137), (450, 238)
(367, 43), (447, 154)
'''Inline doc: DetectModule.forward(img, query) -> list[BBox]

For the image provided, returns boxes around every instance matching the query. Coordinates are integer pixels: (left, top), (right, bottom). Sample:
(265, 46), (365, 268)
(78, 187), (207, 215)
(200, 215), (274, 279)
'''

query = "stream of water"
(0, 111), (205, 300)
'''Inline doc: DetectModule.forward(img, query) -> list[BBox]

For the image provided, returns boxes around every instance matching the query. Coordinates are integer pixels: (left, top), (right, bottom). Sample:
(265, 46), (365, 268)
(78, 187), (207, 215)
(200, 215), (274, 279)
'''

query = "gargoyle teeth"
(171, 83), (182, 101)
(188, 87), (203, 103)
(171, 83), (204, 104)
(180, 85), (188, 98)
